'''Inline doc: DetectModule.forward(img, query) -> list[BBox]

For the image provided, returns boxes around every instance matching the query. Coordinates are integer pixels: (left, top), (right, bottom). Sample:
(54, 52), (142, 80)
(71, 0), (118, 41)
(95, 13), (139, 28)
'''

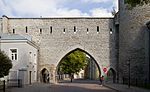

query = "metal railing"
(0, 79), (22, 92)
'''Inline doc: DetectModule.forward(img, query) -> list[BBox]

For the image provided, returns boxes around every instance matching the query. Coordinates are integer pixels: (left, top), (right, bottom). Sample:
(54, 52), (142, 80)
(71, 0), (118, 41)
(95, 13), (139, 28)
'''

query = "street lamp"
(127, 59), (130, 88)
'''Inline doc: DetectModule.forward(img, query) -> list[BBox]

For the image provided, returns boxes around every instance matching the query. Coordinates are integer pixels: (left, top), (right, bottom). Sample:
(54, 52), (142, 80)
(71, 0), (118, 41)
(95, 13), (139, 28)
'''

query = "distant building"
(0, 33), (38, 84)
(84, 57), (99, 80)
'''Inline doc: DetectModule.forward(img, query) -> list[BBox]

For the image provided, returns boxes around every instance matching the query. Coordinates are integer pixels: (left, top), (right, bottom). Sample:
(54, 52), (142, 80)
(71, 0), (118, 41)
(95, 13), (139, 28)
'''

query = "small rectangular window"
(26, 26), (28, 33)
(97, 26), (99, 32)
(87, 28), (89, 34)
(63, 28), (65, 34)
(13, 29), (15, 34)
(10, 49), (17, 60)
(110, 28), (113, 34)
(74, 26), (76, 32)
(40, 29), (42, 34)
(50, 26), (52, 34)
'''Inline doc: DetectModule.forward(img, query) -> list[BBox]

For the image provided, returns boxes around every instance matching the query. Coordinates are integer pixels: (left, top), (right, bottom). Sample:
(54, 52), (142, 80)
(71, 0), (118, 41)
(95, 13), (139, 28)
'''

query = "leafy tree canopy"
(125, 0), (150, 7)
(59, 50), (86, 75)
(0, 51), (12, 78)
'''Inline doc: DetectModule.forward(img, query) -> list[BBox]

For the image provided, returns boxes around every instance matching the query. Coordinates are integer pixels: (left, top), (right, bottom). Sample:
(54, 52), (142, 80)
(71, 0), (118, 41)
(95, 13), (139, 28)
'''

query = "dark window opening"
(50, 26), (52, 34)
(13, 29), (15, 34)
(26, 26), (28, 33)
(74, 26), (76, 32)
(97, 26), (99, 32)
(87, 28), (89, 32)
(40, 29), (42, 34)
(63, 28), (65, 34)
(110, 28), (113, 34)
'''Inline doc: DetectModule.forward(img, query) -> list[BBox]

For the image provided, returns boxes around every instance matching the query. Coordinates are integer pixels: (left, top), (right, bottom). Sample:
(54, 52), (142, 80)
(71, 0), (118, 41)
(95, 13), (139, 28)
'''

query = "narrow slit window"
(110, 28), (113, 34)
(97, 26), (99, 33)
(74, 26), (76, 34)
(40, 29), (42, 34)
(74, 26), (76, 32)
(50, 26), (52, 34)
(63, 28), (65, 34)
(87, 28), (89, 34)
(26, 26), (28, 33)
(13, 29), (15, 34)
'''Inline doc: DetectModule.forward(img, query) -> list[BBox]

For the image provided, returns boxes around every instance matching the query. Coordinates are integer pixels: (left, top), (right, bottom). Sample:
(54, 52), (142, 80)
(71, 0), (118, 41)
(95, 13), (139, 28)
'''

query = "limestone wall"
(119, 3), (150, 81)
(1, 17), (117, 83)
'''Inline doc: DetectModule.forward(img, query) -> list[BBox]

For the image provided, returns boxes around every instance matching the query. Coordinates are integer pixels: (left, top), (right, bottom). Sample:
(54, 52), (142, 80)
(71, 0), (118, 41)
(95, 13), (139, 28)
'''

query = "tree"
(59, 50), (86, 81)
(0, 50), (12, 78)
(125, 0), (150, 8)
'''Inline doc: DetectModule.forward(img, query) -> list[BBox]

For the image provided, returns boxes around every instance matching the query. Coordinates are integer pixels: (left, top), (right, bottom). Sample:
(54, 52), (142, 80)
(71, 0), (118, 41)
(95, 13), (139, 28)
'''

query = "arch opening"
(56, 48), (101, 83)
(40, 68), (50, 83)
(106, 68), (116, 83)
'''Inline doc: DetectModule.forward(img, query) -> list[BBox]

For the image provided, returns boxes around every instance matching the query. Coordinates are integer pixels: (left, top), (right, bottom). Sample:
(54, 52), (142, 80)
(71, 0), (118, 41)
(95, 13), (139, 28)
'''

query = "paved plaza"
(5, 80), (117, 92)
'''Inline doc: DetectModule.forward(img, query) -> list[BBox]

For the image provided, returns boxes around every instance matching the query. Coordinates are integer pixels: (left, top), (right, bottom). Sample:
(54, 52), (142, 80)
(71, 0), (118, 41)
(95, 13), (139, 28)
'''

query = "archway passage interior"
(40, 68), (50, 83)
(56, 48), (101, 82)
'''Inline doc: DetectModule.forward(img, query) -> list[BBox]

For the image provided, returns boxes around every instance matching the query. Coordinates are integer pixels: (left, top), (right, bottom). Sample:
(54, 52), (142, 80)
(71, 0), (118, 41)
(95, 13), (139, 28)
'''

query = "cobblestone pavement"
(6, 80), (117, 92)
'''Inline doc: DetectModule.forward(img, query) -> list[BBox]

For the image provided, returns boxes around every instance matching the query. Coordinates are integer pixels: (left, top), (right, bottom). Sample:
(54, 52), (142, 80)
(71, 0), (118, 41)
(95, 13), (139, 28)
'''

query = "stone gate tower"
(118, 0), (150, 82)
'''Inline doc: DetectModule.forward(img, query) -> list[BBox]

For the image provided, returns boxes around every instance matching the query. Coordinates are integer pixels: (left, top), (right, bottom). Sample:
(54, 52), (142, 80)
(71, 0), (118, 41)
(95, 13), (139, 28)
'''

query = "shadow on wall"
(108, 19), (118, 83)
(119, 19), (149, 83)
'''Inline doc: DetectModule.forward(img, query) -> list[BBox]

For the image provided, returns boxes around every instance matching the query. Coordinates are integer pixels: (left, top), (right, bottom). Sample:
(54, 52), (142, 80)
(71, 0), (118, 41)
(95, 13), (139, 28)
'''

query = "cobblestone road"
(6, 80), (117, 92)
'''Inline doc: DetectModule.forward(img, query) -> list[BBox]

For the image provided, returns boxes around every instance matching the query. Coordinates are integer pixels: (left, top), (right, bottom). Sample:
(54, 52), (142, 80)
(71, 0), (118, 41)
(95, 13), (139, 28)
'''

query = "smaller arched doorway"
(106, 68), (116, 83)
(40, 68), (49, 83)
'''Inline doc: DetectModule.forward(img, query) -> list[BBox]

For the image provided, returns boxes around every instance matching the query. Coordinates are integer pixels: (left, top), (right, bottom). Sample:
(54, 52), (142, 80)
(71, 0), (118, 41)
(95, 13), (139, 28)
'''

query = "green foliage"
(125, 0), (150, 8)
(59, 50), (86, 75)
(0, 51), (12, 78)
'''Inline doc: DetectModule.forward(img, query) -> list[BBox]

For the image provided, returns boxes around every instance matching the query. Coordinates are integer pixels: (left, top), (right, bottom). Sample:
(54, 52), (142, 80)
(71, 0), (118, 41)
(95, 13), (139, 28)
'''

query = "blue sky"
(0, 0), (118, 17)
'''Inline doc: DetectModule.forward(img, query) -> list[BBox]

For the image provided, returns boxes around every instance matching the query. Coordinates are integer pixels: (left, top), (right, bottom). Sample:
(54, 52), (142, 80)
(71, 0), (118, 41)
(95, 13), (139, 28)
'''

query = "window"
(63, 28), (65, 34)
(74, 26), (76, 32)
(40, 29), (42, 34)
(87, 28), (89, 34)
(74, 26), (76, 34)
(10, 49), (17, 60)
(97, 26), (99, 33)
(110, 28), (113, 34)
(50, 26), (52, 34)
(26, 26), (28, 33)
(13, 29), (15, 34)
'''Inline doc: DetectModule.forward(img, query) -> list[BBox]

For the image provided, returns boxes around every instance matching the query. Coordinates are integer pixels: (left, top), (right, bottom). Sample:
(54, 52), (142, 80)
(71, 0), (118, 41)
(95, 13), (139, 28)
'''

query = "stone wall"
(119, 2), (150, 82)
(1, 16), (117, 83)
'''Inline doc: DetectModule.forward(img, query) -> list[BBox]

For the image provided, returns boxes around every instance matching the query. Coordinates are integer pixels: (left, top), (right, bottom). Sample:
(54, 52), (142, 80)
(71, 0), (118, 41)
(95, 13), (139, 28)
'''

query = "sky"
(0, 0), (118, 18)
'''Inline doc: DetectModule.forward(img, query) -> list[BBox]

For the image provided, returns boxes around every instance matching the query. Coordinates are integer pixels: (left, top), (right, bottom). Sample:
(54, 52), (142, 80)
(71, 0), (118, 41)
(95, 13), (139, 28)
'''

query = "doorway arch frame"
(55, 48), (102, 82)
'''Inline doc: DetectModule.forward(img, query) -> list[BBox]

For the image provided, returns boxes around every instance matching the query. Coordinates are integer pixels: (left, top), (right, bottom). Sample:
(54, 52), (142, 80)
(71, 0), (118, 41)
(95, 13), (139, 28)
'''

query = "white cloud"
(90, 8), (112, 17)
(80, 0), (111, 3)
(0, 0), (118, 17)
(0, 0), (90, 17)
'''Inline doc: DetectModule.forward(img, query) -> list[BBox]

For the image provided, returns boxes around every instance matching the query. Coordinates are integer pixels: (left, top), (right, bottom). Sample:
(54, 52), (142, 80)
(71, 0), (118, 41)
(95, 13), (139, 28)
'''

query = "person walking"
(100, 76), (104, 86)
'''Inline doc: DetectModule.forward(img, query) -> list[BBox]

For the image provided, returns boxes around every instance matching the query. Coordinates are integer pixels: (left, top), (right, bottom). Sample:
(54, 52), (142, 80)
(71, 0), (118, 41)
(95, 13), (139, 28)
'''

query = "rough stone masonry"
(0, 17), (117, 83)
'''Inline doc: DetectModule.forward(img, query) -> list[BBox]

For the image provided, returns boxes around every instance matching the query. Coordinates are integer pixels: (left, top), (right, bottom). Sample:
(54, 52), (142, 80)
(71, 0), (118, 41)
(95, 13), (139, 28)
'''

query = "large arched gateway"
(0, 16), (118, 84)
(55, 48), (101, 82)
